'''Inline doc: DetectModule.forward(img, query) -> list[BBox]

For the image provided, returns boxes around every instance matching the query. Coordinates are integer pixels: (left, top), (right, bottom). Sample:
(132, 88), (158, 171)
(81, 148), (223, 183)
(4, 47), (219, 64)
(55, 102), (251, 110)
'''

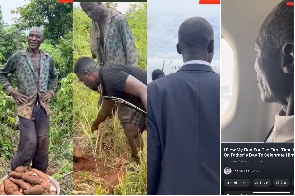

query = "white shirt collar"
(266, 109), (294, 143)
(183, 60), (210, 66)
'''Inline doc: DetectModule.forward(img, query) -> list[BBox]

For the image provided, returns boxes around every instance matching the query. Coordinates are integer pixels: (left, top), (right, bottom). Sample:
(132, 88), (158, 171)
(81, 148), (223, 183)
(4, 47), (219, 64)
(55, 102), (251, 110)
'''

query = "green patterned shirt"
(0, 49), (58, 119)
(90, 9), (138, 67)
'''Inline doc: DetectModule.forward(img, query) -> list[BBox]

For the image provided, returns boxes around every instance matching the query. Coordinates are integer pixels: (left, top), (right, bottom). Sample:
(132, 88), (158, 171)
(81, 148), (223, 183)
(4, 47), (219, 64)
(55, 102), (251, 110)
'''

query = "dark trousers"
(10, 102), (50, 173)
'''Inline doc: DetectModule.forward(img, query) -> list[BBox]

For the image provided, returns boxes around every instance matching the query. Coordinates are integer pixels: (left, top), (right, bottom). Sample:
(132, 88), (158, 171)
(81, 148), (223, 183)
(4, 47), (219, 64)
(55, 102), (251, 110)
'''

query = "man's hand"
(42, 92), (53, 103)
(92, 99), (115, 133)
(10, 90), (29, 105)
(91, 120), (99, 133)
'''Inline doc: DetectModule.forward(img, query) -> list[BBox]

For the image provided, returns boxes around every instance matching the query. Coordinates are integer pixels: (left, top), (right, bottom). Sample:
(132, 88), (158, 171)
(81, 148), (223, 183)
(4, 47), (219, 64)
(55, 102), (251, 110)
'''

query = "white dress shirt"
(266, 109), (294, 143)
(183, 60), (210, 66)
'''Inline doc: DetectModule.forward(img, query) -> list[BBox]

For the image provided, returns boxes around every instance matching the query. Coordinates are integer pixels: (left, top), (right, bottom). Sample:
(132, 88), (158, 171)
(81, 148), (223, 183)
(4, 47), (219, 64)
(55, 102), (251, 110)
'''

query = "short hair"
(29, 27), (44, 39)
(74, 57), (100, 74)
(152, 69), (165, 81)
(178, 17), (214, 53)
(257, 0), (294, 49)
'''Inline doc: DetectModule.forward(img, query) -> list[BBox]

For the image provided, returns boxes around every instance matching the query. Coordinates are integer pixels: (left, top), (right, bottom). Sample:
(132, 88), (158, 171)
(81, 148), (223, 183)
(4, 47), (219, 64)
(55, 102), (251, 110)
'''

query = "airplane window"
(221, 38), (234, 115)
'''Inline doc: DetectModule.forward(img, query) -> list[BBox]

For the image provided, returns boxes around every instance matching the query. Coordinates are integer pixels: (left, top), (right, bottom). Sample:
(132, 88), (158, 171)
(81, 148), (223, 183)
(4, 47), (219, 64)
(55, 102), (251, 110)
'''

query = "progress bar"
(58, 0), (73, 2)
(224, 191), (293, 195)
(253, 192), (290, 194)
(199, 0), (220, 4)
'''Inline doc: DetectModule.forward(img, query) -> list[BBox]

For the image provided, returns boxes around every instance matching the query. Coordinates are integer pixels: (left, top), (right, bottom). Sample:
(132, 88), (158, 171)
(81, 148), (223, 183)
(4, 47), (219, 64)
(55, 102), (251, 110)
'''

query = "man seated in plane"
(254, 0), (294, 143)
(152, 69), (165, 81)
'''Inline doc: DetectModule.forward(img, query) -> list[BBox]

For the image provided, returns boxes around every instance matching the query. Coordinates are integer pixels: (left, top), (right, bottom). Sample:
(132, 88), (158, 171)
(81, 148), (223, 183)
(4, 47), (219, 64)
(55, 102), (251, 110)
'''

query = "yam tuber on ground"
(15, 167), (27, 173)
(8, 171), (23, 179)
(9, 178), (31, 190)
(41, 182), (57, 193)
(0, 183), (5, 195)
(3, 179), (19, 195)
(0, 168), (58, 195)
(31, 169), (50, 182)
(23, 185), (44, 195)
(11, 191), (22, 195)
(22, 174), (41, 185)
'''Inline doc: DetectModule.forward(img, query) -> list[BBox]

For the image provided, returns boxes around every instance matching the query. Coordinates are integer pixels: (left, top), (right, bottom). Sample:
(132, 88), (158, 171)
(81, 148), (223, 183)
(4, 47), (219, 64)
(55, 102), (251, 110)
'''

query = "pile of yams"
(0, 166), (57, 195)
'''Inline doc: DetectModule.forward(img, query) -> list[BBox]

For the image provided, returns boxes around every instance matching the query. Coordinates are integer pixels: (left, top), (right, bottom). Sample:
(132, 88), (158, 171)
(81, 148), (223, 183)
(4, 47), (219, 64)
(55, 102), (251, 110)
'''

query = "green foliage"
(73, 7), (92, 63)
(40, 32), (73, 79)
(0, 84), (18, 161)
(0, 25), (27, 64)
(72, 77), (99, 145)
(13, 0), (73, 44)
(50, 73), (73, 145)
(58, 32), (73, 76)
(114, 154), (147, 195)
(0, 7), (27, 64)
(104, 2), (118, 9)
(125, 3), (147, 70)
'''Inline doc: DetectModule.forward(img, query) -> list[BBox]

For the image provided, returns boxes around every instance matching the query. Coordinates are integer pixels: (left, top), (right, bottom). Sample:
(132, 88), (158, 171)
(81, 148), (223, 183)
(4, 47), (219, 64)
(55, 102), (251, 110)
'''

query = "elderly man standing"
(0, 27), (58, 173)
(80, 2), (143, 162)
(255, 0), (294, 143)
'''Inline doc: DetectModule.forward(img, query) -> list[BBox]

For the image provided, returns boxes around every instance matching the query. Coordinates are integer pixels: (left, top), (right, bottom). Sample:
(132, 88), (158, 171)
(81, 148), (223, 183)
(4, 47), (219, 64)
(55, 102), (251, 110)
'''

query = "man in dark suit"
(147, 17), (220, 195)
(152, 69), (165, 81)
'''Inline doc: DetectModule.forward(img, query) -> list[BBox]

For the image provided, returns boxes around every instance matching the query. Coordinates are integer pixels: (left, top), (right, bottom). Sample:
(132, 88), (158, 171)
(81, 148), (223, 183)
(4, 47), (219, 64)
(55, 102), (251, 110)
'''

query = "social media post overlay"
(221, 143), (294, 195)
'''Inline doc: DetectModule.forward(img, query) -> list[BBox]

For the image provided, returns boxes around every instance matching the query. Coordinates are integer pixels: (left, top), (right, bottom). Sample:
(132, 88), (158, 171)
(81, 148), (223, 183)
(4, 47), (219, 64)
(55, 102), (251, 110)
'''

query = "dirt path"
(73, 150), (128, 195)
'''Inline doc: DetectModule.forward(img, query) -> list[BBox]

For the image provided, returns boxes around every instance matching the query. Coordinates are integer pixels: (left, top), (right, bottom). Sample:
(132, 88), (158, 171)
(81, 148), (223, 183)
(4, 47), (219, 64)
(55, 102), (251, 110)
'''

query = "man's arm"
(147, 92), (161, 195)
(118, 18), (138, 67)
(90, 26), (96, 59)
(92, 99), (115, 132)
(90, 21), (100, 60)
(48, 58), (58, 96)
(103, 67), (146, 110)
(124, 75), (147, 110)
(0, 54), (17, 95)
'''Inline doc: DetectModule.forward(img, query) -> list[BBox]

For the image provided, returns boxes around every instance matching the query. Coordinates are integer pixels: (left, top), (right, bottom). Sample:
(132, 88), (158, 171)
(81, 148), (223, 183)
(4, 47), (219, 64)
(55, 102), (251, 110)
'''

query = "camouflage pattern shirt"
(0, 49), (58, 119)
(90, 9), (138, 67)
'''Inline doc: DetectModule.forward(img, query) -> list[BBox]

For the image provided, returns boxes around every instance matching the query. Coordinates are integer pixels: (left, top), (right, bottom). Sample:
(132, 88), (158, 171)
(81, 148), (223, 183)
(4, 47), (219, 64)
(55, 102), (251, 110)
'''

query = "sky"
(0, 0), (27, 24)
(147, 0), (220, 83)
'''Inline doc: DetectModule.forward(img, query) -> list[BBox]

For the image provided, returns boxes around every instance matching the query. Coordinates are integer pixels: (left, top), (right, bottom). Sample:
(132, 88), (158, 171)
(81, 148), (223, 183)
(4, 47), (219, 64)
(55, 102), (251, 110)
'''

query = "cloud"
(148, 0), (220, 60)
